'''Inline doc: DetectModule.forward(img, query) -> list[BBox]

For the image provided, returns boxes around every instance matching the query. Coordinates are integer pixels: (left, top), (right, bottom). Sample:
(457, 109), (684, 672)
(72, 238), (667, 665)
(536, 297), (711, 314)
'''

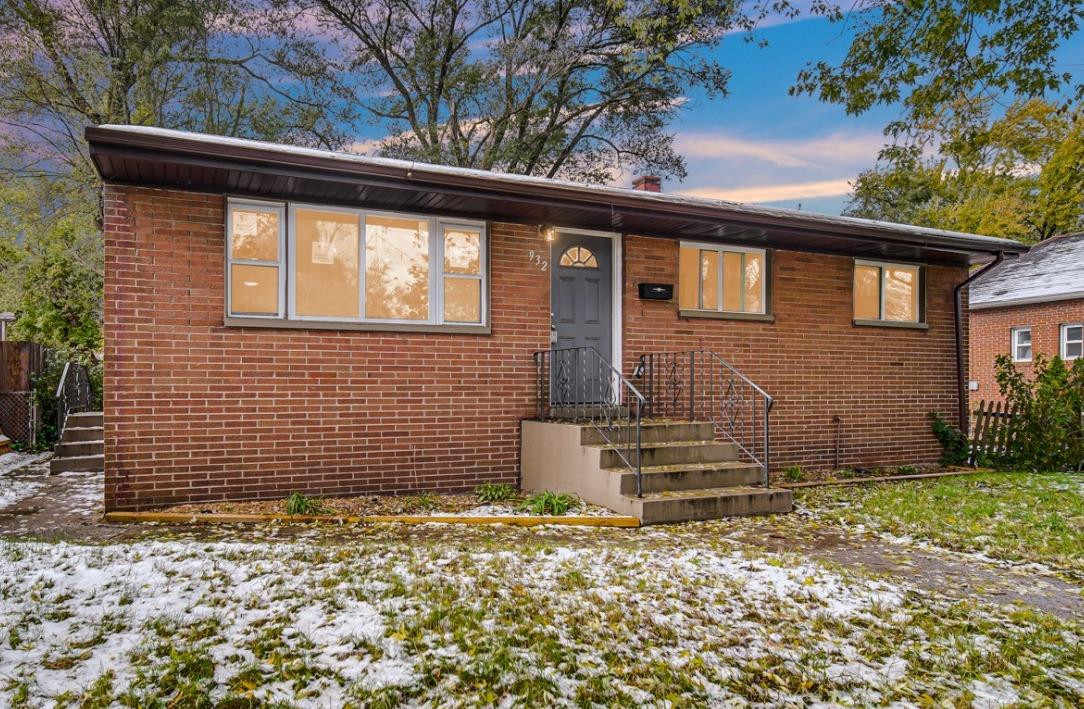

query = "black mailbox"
(638, 283), (674, 300)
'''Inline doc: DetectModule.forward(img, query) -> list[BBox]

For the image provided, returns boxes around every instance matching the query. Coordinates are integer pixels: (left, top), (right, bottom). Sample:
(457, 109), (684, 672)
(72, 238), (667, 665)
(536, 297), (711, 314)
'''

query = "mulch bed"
(158, 493), (492, 517)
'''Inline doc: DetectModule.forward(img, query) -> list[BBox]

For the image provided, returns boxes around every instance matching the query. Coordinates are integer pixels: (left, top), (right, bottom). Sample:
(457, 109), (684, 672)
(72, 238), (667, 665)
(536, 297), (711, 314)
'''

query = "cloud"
(675, 131), (884, 170)
(677, 178), (853, 204)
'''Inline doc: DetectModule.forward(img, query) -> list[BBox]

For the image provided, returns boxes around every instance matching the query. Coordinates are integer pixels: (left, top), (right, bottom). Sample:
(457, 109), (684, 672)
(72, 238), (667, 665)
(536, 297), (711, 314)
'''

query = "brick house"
(969, 233), (1084, 408)
(86, 125), (1027, 518)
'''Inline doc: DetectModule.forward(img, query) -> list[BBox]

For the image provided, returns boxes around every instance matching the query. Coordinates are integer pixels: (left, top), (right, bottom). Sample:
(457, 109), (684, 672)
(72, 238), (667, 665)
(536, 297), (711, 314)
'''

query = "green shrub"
(475, 483), (518, 503)
(994, 354), (1084, 472)
(520, 491), (578, 515)
(411, 492), (439, 512)
(284, 492), (331, 516)
(781, 465), (804, 482)
(928, 411), (970, 466)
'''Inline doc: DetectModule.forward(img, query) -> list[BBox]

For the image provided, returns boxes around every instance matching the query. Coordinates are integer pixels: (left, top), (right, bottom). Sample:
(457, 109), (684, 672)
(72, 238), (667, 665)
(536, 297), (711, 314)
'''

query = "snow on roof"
(95, 125), (1026, 253)
(970, 233), (1084, 309)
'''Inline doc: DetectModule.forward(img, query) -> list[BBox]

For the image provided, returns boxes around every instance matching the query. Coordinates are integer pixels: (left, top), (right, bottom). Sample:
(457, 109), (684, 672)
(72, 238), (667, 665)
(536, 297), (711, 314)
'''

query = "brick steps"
(51, 412), (104, 474)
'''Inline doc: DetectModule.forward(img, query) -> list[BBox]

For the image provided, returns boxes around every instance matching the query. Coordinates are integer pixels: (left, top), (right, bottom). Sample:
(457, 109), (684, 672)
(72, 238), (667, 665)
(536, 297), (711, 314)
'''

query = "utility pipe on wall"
(953, 252), (1008, 435)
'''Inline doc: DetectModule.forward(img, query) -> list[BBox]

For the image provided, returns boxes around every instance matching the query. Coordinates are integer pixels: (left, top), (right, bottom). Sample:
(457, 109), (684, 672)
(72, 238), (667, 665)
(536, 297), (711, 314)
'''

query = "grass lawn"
(1, 525), (1082, 707)
(798, 472), (1084, 581)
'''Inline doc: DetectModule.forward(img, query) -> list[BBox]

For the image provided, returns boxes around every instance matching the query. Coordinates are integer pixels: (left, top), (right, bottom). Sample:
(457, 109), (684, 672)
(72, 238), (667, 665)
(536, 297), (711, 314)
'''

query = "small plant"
(896, 465), (918, 476)
(475, 483), (518, 503)
(520, 490), (578, 515)
(781, 465), (804, 482)
(928, 411), (971, 466)
(410, 492), (440, 512)
(284, 492), (330, 516)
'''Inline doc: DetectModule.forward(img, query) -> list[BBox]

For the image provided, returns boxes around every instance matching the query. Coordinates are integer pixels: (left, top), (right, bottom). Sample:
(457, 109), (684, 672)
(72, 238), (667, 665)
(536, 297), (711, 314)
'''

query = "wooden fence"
(0, 342), (48, 446)
(969, 399), (1019, 465)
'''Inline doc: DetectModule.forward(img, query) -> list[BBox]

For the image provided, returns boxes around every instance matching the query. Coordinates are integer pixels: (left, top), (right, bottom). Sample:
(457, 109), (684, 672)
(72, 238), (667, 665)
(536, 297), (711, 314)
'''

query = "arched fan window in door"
(559, 246), (598, 268)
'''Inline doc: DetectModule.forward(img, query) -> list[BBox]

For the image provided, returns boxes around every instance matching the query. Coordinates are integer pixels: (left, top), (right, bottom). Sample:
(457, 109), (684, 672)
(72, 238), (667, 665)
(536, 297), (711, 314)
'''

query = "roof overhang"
(970, 290), (1084, 310)
(86, 125), (1029, 266)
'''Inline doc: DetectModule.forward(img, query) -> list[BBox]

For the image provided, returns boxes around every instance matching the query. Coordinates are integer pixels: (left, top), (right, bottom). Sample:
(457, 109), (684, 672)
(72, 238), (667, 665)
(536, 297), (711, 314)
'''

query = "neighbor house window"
(1062, 324), (1083, 360)
(853, 260), (923, 324)
(227, 201), (285, 317)
(678, 243), (766, 314)
(228, 198), (486, 328)
(1011, 327), (1032, 362)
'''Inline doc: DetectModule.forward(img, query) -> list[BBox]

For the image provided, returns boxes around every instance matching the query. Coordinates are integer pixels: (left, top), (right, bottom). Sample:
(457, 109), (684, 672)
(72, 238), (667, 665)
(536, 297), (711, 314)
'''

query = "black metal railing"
(636, 350), (773, 485)
(534, 346), (646, 497)
(55, 362), (92, 435)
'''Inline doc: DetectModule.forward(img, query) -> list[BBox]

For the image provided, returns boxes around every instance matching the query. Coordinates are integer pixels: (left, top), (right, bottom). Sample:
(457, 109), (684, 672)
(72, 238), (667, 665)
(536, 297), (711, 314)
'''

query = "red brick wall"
(622, 235), (968, 472)
(969, 298), (1084, 408)
(103, 185), (550, 510)
(104, 185), (973, 508)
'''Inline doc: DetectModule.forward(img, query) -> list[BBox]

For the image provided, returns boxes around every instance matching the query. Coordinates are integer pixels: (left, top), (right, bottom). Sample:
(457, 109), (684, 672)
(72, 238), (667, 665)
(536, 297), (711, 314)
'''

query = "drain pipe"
(953, 252), (1007, 435)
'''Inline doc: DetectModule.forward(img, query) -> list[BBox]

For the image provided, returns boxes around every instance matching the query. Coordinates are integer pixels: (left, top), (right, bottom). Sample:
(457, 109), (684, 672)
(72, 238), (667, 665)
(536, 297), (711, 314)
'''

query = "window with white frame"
(227, 201), (285, 317)
(678, 243), (767, 314)
(1062, 323), (1083, 360)
(853, 260), (923, 323)
(226, 198), (486, 328)
(1011, 326), (1032, 362)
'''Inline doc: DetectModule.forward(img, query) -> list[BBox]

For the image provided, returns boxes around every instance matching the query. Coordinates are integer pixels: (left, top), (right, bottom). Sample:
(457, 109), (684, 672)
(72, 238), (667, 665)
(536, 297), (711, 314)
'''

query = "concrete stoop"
(51, 411), (104, 474)
(521, 419), (792, 524)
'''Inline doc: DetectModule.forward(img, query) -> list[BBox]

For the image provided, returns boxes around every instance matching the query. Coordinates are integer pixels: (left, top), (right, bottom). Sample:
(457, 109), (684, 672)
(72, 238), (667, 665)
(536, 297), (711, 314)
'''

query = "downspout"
(953, 252), (1005, 435)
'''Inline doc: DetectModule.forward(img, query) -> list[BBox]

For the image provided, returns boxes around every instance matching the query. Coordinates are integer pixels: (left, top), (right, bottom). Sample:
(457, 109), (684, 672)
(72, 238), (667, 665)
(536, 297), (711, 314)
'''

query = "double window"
(678, 243), (767, 315)
(853, 260), (923, 324)
(227, 199), (486, 328)
(1011, 327), (1032, 362)
(1062, 324), (1083, 360)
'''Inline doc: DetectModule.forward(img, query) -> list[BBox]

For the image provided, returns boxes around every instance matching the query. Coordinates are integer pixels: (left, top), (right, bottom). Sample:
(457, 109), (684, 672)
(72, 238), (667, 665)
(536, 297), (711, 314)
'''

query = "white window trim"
(226, 199), (286, 318)
(854, 259), (924, 324)
(1011, 326), (1032, 363)
(1061, 323), (1083, 360)
(232, 198), (487, 329)
(680, 241), (767, 315)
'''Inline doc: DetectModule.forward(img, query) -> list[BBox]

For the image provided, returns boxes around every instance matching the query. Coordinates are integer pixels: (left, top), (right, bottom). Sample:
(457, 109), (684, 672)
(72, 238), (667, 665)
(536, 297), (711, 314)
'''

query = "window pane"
(884, 265), (919, 321)
(230, 264), (278, 315)
(722, 251), (742, 312)
(854, 264), (881, 319)
(231, 209), (279, 261)
(700, 250), (719, 310)
(744, 251), (764, 314)
(295, 209), (360, 318)
(678, 247), (700, 309)
(366, 215), (429, 320)
(1067, 342), (1082, 359)
(445, 228), (481, 274)
(444, 278), (481, 323)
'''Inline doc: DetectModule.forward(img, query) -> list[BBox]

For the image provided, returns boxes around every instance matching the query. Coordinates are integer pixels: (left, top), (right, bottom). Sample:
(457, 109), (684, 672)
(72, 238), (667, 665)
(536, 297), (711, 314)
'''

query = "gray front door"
(551, 233), (613, 403)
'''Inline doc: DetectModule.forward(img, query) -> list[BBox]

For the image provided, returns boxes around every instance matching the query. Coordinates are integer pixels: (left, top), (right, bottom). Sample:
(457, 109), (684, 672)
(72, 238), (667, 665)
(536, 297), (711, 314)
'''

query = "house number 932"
(528, 250), (548, 271)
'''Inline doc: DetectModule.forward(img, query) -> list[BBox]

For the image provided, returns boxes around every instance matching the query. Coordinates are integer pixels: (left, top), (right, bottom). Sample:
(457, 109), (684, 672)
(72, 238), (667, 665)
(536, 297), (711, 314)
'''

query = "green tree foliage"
(793, 0), (1083, 138)
(306, 0), (798, 182)
(993, 354), (1084, 472)
(845, 100), (1084, 242)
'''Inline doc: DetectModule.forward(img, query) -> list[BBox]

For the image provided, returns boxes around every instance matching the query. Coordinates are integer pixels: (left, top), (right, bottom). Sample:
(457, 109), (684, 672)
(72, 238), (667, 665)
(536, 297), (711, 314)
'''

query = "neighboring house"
(969, 233), (1084, 407)
(0, 313), (14, 341)
(85, 125), (1026, 513)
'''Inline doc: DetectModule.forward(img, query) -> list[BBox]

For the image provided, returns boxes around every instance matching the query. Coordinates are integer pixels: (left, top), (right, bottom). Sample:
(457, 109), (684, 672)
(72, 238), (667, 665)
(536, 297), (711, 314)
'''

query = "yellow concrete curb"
(103, 511), (641, 528)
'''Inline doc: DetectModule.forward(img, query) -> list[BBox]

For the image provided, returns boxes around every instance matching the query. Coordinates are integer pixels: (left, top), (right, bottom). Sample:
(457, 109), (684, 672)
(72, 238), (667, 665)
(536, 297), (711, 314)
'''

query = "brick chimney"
(632, 175), (662, 192)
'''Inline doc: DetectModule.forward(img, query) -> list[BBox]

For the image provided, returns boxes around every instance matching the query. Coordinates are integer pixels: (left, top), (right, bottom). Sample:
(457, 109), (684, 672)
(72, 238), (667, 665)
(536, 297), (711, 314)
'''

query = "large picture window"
(853, 260), (923, 324)
(227, 199), (486, 329)
(678, 243), (767, 315)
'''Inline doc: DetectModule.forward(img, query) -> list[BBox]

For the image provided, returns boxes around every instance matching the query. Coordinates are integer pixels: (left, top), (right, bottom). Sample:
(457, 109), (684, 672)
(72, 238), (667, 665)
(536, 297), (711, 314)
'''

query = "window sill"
(679, 309), (775, 323)
(224, 316), (491, 335)
(852, 318), (928, 330)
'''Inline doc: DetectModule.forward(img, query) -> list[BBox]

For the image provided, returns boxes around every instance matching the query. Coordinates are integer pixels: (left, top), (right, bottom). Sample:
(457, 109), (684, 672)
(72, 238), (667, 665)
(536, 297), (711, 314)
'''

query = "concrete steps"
(51, 411), (103, 473)
(521, 418), (792, 524)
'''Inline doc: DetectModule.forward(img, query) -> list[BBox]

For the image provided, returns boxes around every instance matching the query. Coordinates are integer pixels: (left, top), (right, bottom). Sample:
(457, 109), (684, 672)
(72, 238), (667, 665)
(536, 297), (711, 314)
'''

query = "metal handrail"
(55, 362), (92, 435)
(636, 350), (774, 486)
(533, 346), (646, 497)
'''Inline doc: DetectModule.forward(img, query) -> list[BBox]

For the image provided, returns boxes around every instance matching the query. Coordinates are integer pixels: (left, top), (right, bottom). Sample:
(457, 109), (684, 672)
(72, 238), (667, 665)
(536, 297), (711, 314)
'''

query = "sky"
(662, 14), (902, 215)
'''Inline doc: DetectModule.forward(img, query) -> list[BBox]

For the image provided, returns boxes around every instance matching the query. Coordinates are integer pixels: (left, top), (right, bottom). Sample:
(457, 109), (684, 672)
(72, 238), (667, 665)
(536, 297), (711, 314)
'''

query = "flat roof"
(970, 233), (1084, 309)
(86, 125), (1029, 265)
